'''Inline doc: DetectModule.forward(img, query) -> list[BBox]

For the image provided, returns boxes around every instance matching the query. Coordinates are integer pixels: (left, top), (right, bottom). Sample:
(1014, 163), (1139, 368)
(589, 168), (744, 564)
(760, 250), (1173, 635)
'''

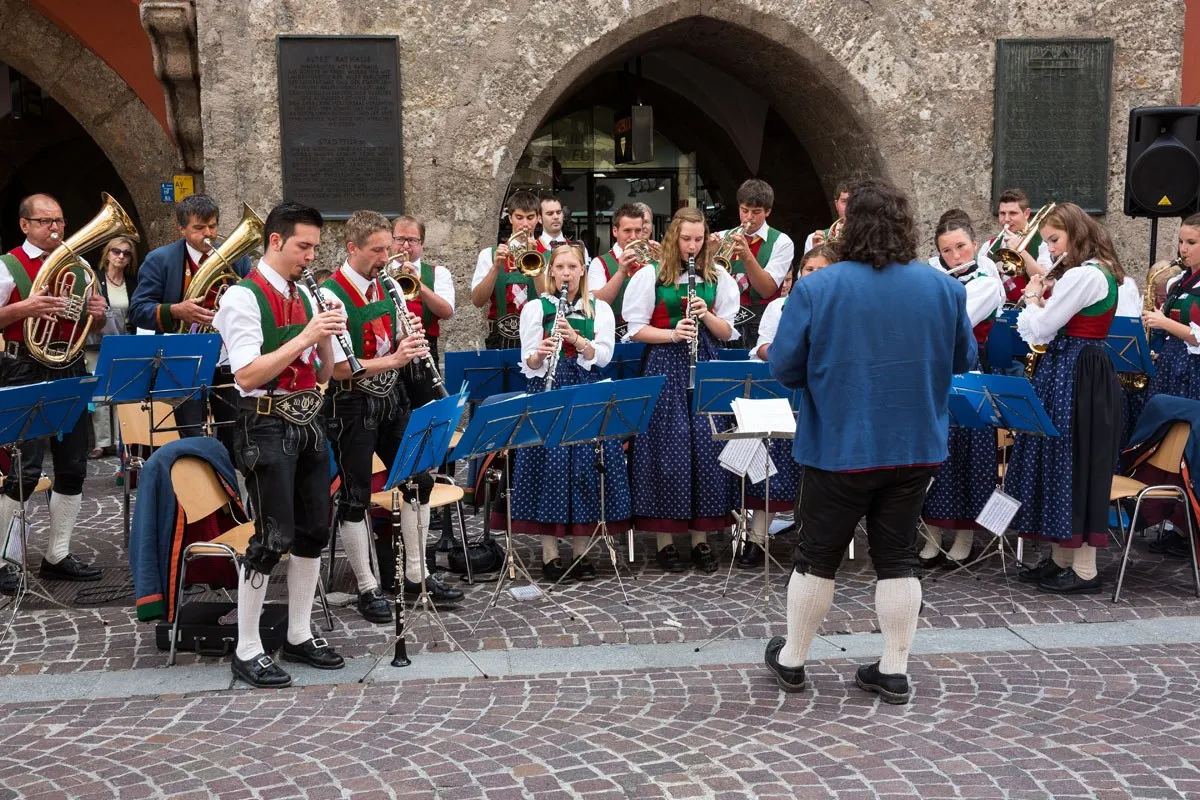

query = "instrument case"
(155, 601), (288, 657)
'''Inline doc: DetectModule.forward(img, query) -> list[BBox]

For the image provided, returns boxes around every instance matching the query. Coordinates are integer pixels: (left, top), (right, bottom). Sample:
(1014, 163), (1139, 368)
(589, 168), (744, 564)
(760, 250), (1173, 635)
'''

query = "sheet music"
(731, 398), (796, 435)
(2, 513), (23, 566)
(976, 488), (1021, 536)
(718, 438), (778, 483)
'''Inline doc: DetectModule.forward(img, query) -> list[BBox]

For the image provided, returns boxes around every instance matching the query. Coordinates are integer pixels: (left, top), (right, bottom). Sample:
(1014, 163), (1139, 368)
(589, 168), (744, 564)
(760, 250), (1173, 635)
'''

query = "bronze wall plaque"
(993, 39), (1113, 214)
(278, 36), (403, 219)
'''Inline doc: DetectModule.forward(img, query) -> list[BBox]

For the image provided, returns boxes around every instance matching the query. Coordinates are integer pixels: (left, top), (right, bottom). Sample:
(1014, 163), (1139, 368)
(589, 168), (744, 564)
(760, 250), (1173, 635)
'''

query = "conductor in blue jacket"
(129, 194), (251, 461)
(764, 179), (976, 705)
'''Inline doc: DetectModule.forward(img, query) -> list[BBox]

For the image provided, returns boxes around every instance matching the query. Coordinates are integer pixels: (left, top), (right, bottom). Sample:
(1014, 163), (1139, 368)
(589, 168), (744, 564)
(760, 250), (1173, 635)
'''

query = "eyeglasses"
(109, 248), (133, 258)
(24, 217), (65, 227)
(393, 236), (422, 246)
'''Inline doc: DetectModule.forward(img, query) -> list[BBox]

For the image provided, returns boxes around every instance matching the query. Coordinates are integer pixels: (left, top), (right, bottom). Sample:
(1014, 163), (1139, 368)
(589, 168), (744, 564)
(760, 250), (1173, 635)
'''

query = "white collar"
(185, 241), (209, 266)
(610, 242), (624, 258)
(20, 240), (45, 260)
(540, 231), (567, 247)
(254, 259), (292, 295)
(745, 222), (771, 239)
(338, 261), (374, 294)
(541, 291), (584, 308)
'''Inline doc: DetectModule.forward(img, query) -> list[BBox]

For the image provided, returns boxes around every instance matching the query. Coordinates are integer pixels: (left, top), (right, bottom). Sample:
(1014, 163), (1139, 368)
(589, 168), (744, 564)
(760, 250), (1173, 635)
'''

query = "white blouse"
(518, 293), (615, 379)
(1016, 262), (1111, 347)
(751, 296), (786, 362)
(961, 271), (1004, 329)
(621, 264), (741, 341)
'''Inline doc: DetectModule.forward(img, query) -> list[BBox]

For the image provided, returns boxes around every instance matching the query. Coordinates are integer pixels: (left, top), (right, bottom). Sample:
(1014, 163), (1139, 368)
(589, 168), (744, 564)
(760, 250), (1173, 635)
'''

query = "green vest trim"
(491, 246), (537, 317)
(419, 262), (435, 328)
(1078, 263), (1118, 317)
(728, 227), (781, 303)
(238, 278), (313, 354)
(962, 271), (999, 323)
(539, 297), (595, 341)
(0, 254), (32, 301)
(322, 277), (396, 358)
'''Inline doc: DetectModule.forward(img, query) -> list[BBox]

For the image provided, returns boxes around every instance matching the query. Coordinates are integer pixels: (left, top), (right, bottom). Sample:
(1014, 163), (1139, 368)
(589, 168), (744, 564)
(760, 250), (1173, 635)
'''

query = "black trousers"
(402, 337), (445, 410)
(793, 465), (940, 580)
(0, 353), (88, 499)
(175, 365), (240, 467)
(235, 409), (331, 576)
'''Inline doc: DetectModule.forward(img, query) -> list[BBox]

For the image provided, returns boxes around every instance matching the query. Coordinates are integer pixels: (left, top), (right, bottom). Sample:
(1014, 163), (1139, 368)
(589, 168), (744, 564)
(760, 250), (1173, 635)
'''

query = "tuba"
(25, 192), (139, 366)
(507, 230), (545, 276)
(995, 202), (1056, 277)
(713, 224), (749, 271)
(179, 203), (264, 333)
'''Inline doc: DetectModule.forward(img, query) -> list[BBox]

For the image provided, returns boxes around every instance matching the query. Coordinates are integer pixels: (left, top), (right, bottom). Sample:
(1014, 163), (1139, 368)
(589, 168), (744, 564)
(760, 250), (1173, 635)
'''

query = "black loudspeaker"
(1124, 106), (1200, 218)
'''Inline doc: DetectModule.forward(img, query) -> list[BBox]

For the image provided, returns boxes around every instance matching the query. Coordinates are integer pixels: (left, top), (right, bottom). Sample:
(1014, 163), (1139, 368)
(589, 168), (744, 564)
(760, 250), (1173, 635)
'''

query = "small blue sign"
(160, 182), (174, 202)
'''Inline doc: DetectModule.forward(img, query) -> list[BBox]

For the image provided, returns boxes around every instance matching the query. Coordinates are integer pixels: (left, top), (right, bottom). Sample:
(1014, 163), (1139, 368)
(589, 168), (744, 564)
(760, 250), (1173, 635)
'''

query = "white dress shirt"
(1116, 276), (1141, 317)
(961, 272), (1004, 329)
(751, 296), (786, 361)
(319, 262), (393, 366)
(0, 240), (46, 308)
(411, 258), (456, 315)
(717, 222), (794, 288)
(621, 264), (741, 341)
(1016, 262), (1110, 347)
(587, 242), (624, 294)
(213, 259), (319, 397)
(518, 294), (615, 379)
(185, 242), (209, 268)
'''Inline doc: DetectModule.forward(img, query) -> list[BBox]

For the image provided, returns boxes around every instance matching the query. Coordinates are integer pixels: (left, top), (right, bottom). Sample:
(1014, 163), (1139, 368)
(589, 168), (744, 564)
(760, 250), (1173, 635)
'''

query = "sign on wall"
(993, 39), (1113, 214)
(277, 36), (403, 219)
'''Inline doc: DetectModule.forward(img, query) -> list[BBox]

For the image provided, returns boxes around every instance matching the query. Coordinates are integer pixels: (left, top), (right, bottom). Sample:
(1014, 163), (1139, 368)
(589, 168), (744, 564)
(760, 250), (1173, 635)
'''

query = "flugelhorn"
(713, 224), (749, 271)
(25, 192), (139, 366)
(383, 250), (421, 301)
(181, 202), (264, 333)
(996, 202), (1056, 277)
(507, 230), (544, 276)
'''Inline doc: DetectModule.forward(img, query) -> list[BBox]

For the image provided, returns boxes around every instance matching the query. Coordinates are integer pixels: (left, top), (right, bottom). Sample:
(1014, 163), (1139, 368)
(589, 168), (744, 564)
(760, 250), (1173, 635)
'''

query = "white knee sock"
(749, 512), (770, 546)
(919, 524), (941, 559)
(1073, 544), (1098, 580)
(1051, 543), (1074, 569)
(876, 577), (922, 676)
(340, 519), (378, 593)
(235, 565), (270, 661)
(572, 535), (589, 558)
(690, 530), (707, 548)
(401, 504), (424, 584)
(947, 530), (974, 561)
(286, 555), (321, 646)
(46, 492), (81, 564)
(778, 571), (836, 668)
(655, 532), (673, 551)
(541, 535), (559, 563)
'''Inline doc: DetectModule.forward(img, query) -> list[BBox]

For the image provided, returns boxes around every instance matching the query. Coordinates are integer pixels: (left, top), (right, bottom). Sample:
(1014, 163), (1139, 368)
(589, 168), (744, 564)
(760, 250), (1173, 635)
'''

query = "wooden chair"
(116, 402), (182, 544)
(1110, 421), (1200, 603)
(168, 457), (333, 665)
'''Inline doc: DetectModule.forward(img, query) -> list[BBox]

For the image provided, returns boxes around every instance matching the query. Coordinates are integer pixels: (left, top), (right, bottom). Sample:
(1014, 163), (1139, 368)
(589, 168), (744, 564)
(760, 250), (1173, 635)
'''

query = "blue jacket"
(1126, 394), (1200, 479)
(128, 239), (251, 333)
(769, 259), (976, 471)
(129, 437), (243, 621)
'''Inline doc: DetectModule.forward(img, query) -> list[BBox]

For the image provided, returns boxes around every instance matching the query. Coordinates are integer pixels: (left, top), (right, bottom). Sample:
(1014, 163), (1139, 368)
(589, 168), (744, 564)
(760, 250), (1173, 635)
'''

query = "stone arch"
(0, 0), (183, 246)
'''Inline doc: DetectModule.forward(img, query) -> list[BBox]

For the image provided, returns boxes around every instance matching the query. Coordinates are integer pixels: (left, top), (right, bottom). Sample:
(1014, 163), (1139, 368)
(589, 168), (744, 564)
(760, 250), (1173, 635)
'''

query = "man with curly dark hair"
(763, 179), (977, 705)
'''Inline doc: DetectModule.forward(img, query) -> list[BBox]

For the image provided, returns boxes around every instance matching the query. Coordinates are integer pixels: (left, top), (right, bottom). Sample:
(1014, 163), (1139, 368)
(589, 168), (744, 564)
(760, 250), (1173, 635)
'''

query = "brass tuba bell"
(25, 192), (139, 366)
(507, 230), (545, 276)
(180, 202), (264, 333)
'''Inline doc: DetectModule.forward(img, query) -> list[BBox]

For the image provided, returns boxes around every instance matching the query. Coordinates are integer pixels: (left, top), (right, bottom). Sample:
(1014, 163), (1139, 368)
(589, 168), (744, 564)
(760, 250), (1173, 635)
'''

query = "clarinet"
(380, 268), (449, 398)
(687, 255), (698, 390)
(302, 268), (366, 377)
(544, 281), (570, 391)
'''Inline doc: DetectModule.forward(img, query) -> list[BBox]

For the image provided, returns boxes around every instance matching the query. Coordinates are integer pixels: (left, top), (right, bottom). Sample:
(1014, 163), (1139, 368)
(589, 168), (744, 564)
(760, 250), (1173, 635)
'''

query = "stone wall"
(195, 0), (1185, 355)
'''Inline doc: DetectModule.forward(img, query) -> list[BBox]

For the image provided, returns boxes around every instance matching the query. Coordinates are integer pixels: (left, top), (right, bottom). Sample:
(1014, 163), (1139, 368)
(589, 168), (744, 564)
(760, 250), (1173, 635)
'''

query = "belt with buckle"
(241, 389), (324, 426)
(334, 369), (398, 398)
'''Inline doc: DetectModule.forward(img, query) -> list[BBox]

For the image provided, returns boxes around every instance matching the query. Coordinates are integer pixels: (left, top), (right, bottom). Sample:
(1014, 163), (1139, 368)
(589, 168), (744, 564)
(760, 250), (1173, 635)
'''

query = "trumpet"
(712, 224), (749, 271)
(379, 263), (448, 399)
(544, 282), (570, 391)
(626, 238), (653, 268)
(995, 202), (1056, 277)
(301, 268), (365, 378)
(383, 251), (421, 301)
(507, 230), (545, 276)
(687, 255), (698, 390)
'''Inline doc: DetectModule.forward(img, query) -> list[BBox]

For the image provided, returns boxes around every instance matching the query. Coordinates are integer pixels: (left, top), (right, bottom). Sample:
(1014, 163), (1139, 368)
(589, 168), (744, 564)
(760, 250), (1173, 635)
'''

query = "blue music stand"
(539, 376), (665, 598)
(1104, 316), (1155, 378)
(691, 360), (801, 416)
(992, 309), (1031, 373)
(715, 348), (752, 361)
(443, 348), (526, 402)
(449, 385), (583, 634)
(597, 342), (646, 381)
(0, 377), (98, 643)
(948, 390), (990, 430)
(953, 372), (1058, 437)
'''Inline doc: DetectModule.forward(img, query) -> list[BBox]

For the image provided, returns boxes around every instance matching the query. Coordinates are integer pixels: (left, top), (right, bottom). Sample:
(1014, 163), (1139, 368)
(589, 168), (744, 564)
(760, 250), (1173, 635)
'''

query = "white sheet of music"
(731, 398), (796, 436)
(976, 488), (1021, 536)
(718, 438), (777, 483)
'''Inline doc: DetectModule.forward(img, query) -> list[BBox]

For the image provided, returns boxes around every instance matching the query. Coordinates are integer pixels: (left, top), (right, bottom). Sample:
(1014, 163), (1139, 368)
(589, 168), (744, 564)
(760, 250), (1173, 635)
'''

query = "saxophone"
(544, 282), (569, 391)
(1125, 257), (1186, 391)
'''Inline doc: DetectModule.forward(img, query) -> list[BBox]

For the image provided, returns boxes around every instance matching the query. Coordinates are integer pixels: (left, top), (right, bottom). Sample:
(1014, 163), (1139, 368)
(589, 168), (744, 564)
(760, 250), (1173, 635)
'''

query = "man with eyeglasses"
(390, 215), (455, 407)
(129, 194), (252, 465)
(0, 193), (109, 593)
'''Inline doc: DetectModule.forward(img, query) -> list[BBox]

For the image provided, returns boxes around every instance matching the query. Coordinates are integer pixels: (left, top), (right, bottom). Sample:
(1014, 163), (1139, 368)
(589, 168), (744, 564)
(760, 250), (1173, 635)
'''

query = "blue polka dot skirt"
(746, 436), (802, 511)
(922, 423), (997, 529)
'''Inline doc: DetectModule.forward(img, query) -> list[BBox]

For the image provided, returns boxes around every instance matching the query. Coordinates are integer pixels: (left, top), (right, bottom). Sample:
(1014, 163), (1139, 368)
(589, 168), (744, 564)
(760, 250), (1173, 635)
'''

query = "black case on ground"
(154, 601), (288, 657)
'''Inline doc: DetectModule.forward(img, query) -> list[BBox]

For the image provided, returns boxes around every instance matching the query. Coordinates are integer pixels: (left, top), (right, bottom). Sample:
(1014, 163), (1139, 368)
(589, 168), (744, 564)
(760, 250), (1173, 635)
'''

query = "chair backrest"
(997, 429), (1015, 449)
(1148, 421), (1191, 475)
(372, 453), (386, 475)
(171, 457), (231, 523)
(117, 402), (182, 447)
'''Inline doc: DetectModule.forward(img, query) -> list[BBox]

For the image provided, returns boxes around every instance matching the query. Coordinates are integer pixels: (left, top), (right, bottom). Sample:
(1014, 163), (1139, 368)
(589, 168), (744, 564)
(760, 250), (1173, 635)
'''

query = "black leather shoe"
(736, 541), (764, 569)
(656, 544), (687, 573)
(232, 653), (292, 688)
(941, 552), (971, 570)
(0, 564), (19, 596)
(39, 554), (101, 582)
(1149, 529), (1191, 558)
(764, 635), (807, 692)
(567, 557), (597, 581)
(1018, 557), (1064, 584)
(1037, 567), (1102, 594)
(917, 551), (945, 569)
(542, 557), (572, 583)
(404, 573), (464, 602)
(855, 662), (911, 705)
(281, 637), (345, 670)
(691, 543), (719, 573)
(357, 588), (392, 624)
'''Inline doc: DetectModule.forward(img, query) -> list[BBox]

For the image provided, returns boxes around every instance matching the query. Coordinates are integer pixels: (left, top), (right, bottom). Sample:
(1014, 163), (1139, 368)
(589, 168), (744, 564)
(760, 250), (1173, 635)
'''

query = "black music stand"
(449, 386), (582, 635)
(541, 376), (666, 600)
(93, 334), (222, 543)
(0, 377), (98, 646)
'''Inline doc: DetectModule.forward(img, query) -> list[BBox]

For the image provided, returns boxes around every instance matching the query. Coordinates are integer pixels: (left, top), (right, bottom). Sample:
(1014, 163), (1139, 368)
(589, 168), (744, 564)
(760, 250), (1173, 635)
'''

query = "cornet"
(507, 230), (545, 276)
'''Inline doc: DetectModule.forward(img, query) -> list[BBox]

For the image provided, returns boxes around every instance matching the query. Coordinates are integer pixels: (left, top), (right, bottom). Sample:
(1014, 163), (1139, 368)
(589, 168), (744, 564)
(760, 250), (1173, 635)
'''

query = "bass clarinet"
(687, 255), (698, 390)
(301, 268), (366, 377)
(544, 281), (570, 391)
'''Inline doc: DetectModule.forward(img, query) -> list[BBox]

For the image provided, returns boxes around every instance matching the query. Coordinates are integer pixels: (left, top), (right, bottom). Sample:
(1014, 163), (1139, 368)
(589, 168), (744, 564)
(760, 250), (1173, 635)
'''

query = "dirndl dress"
(630, 334), (736, 531)
(1007, 335), (1122, 546)
(509, 356), (632, 536)
(746, 436), (802, 512)
(923, 353), (996, 530)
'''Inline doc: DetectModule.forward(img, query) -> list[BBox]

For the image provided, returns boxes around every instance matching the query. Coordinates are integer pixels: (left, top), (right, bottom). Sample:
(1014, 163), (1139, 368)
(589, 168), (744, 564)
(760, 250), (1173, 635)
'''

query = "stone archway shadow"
(0, 0), (182, 246)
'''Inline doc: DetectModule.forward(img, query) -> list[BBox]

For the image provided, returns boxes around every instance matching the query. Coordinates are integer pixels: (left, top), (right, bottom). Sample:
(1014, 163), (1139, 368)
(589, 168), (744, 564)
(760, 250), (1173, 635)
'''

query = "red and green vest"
(404, 260), (441, 337)
(487, 240), (548, 321)
(960, 270), (998, 346)
(597, 248), (648, 324)
(539, 296), (595, 359)
(238, 270), (317, 391)
(649, 277), (718, 330)
(727, 226), (783, 306)
(1061, 262), (1118, 340)
(321, 268), (397, 360)
(1166, 270), (1200, 328)
(1, 247), (86, 345)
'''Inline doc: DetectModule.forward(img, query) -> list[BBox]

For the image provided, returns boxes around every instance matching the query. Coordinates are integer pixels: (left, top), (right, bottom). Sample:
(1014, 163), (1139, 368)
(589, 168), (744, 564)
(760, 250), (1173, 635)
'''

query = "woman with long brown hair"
(622, 207), (740, 572)
(1008, 202), (1124, 594)
(87, 235), (139, 457)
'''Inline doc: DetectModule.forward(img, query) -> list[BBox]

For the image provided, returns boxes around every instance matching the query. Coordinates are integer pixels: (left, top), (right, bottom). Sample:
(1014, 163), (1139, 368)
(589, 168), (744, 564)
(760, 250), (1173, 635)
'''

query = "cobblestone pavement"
(1, 643), (1199, 799)
(2, 458), (1199, 675)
